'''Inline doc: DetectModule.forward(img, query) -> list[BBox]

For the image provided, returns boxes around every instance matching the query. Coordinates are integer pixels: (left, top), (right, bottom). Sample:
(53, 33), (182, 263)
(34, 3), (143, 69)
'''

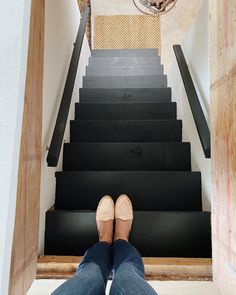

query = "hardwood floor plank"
(37, 256), (212, 281)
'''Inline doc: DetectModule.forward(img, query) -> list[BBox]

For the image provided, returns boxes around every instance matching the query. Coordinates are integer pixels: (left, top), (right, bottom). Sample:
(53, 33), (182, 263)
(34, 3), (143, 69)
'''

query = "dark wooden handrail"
(47, 7), (89, 167)
(173, 45), (211, 158)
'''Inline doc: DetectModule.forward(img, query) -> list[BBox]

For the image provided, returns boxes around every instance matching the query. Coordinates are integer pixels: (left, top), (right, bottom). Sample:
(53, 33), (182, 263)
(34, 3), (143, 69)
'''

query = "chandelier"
(133, 0), (177, 15)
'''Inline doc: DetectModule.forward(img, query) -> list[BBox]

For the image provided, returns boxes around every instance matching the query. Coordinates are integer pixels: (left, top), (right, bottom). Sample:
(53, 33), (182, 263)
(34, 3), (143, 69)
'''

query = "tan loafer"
(114, 194), (133, 241)
(96, 195), (114, 244)
(96, 195), (115, 222)
(115, 194), (133, 221)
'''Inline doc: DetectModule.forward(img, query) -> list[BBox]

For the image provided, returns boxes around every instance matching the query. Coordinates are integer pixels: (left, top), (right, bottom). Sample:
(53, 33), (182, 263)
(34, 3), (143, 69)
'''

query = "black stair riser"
(75, 103), (176, 120)
(83, 76), (167, 89)
(91, 49), (159, 57)
(63, 142), (191, 171)
(86, 66), (164, 76)
(55, 171), (201, 211)
(79, 88), (172, 103)
(70, 120), (182, 143)
(45, 211), (211, 257)
(89, 56), (161, 67)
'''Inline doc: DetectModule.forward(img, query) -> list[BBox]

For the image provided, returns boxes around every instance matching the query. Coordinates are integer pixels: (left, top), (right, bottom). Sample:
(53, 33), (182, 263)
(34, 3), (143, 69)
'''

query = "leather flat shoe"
(96, 195), (114, 222)
(115, 194), (133, 221)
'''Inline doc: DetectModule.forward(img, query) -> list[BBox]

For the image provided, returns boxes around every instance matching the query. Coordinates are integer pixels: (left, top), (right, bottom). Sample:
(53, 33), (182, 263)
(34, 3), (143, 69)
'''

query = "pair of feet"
(96, 194), (133, 245)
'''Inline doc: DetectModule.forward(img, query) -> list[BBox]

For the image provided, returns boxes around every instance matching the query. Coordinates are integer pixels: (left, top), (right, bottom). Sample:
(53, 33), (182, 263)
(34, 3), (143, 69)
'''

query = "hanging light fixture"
(133, 0), (177, 15)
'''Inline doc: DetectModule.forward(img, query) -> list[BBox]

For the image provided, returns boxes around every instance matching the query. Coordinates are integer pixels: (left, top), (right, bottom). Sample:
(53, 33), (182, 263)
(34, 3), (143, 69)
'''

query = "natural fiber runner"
(94, 15), (161, 50)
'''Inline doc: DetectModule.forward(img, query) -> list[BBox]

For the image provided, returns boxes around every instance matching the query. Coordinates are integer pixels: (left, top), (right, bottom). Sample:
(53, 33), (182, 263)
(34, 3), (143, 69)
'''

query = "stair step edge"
(37, 256), (212, 281)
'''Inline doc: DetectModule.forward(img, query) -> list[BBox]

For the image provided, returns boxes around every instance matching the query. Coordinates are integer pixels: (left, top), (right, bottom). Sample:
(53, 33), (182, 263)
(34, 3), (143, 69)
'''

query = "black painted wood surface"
(70, 120), (182, 142)
(89, 56), (161, 66)
(79, 88), (172, 103)
(83, 75), (167, 89)
(86, 65), (164, 76)
(173, 45), (211, 158)
(55, 171), (201, 211)
(44, 47), (211, 258)
(45, 210), (211, 257)
(91, 49), (159, 57)
(47, 7), (89, 167)
(63, 142), (191, 171)
(75, 103), (176, 120)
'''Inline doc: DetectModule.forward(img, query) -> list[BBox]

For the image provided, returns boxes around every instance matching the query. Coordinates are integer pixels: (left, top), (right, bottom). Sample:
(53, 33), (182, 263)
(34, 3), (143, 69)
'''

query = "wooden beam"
(37, 256), (212, 281)
(210, 0), (236, 293)
(9, 1), (45, 294)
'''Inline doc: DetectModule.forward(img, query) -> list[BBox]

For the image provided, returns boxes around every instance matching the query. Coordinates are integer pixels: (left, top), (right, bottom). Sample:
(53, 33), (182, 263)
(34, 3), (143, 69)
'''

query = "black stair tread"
(89, 56), (161, 66)
(45, 210), (211, 257)
(83, 76), (167, 89)
(63, 142), (191, 171)
(75, 103), (176, 120)
(79, 88), (172, 103)
(91, 49), (159, 57)
(70, 120), (182, 142)
(55, 171), (201, 211)
(86, 65), (164, 76)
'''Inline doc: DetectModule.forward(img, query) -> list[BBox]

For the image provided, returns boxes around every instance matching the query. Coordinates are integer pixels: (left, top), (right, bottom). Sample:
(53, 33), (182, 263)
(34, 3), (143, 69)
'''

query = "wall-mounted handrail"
(173, 44), (211, 158)
(47, 7), (89, 167)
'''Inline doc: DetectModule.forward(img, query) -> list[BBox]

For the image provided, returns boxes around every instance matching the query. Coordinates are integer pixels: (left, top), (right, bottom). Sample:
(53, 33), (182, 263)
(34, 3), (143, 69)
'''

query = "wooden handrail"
(47, 7), (89, 167)
(173, 45), (211, 158)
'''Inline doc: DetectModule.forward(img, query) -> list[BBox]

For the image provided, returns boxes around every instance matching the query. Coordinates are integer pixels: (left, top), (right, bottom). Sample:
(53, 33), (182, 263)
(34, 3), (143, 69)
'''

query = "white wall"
(0, 1), (32, 294)
(168, 0), (211, 211)
(182, 0), (210, 116)
(39, 0), (91, 254)
(161, 0), (203, 71)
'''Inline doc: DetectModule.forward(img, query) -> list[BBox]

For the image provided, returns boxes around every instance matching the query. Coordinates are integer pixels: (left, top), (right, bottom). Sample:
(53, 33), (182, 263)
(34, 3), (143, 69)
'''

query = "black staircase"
(45, 49), (212, 258)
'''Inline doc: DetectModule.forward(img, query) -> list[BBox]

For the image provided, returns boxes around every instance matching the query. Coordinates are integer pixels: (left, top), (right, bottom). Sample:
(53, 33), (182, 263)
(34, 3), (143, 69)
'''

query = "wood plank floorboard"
(37, 256), (212, 281)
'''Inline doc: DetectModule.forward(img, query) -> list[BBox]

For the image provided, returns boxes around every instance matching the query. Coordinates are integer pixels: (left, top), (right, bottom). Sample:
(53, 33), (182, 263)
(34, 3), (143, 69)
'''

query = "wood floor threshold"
(37, 256), (212, 281)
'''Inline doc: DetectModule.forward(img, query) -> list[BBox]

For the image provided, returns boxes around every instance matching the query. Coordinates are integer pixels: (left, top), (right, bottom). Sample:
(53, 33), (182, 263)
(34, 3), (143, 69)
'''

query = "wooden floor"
(37, 256), (212, 281)
(28, 280), (221, 295)
(30, 256), (219, 294)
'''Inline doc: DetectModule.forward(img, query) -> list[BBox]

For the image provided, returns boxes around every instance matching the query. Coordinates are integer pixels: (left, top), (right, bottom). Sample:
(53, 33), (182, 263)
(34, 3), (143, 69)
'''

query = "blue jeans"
(52, 240), (158, 295)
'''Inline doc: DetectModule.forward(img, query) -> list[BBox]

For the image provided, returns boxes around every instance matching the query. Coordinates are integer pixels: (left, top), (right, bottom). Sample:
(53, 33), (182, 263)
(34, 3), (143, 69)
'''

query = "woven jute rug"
(94, 15), (161, 50)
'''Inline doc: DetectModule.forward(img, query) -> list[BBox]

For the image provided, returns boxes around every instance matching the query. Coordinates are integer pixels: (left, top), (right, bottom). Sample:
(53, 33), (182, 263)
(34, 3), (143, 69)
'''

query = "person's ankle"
(99, 231), (113, 245)
(98, 219), (114, 245)
(114, 219), (132, 242)
(99, 238), (113, 245)
(114, 236), (128, 242)
(114, 229), (129, 241)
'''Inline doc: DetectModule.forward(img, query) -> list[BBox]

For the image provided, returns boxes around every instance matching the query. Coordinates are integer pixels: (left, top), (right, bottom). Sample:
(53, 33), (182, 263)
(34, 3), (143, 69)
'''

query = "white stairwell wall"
(39, 0), (91, 254)
(0, 1), (32, 294)
(167, 0), (211, 211)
